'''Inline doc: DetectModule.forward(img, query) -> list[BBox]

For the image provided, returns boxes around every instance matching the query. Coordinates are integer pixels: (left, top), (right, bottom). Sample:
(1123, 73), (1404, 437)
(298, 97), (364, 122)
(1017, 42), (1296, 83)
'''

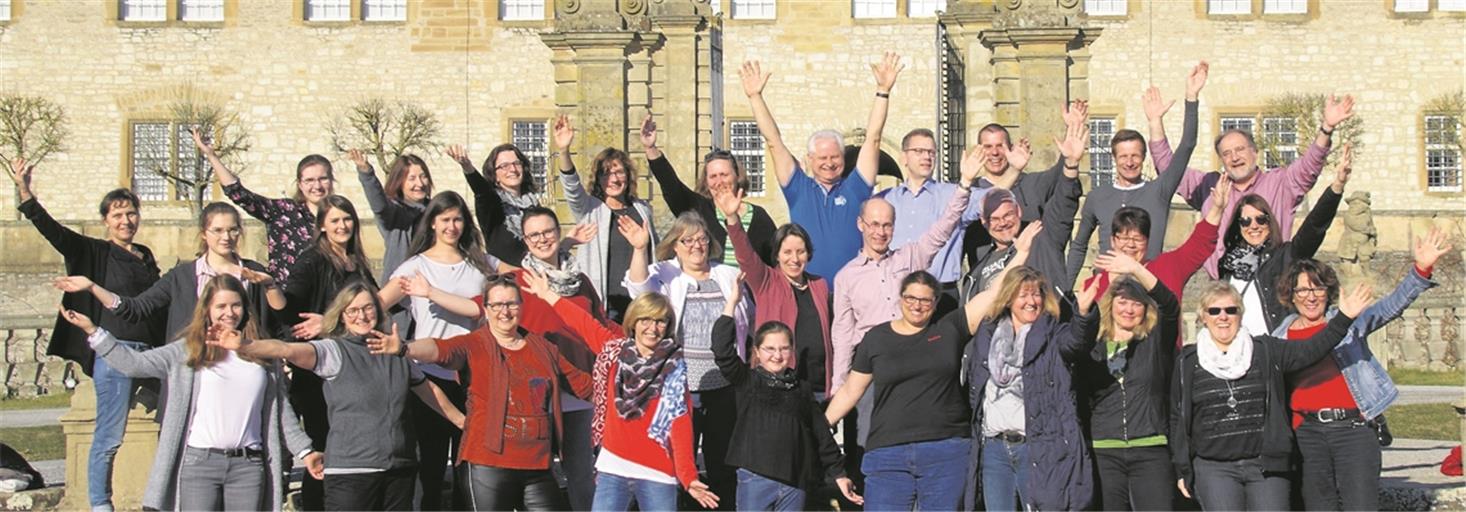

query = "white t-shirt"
(1230, 277), (1270, 338)
(392, 253), (496, 381)
(186, 350), (267, 450)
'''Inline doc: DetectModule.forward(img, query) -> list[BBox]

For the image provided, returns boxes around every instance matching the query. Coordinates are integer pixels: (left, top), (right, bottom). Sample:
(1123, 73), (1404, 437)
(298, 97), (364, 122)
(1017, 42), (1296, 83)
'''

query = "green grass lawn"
(0, 392), (72, 411)
(1387, 367), (1464, 387)
(0, 425), (65, 461)
(1385, 403), (1460, 441)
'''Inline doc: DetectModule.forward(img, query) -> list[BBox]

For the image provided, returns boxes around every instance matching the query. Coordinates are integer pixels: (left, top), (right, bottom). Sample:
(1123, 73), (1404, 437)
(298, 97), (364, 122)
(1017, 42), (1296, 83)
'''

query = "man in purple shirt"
(1150, 93), (1356, 278)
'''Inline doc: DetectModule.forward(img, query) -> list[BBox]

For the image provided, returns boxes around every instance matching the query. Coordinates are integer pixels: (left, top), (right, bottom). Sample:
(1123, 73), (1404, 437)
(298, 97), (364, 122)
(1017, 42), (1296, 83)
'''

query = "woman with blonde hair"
(1072, 251), (1178, 511)
(1171, 281), (1369, 510)
(59, 275), (315, 511)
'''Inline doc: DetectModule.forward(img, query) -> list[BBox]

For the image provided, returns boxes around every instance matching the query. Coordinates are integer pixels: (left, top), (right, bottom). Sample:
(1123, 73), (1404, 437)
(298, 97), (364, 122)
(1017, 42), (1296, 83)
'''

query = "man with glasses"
(878, 129), (988, 315)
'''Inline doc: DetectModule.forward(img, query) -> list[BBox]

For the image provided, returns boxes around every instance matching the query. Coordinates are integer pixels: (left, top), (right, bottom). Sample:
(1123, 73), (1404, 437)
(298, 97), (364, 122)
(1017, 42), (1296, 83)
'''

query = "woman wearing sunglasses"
(1218, 146), (1351, 335)
(1171, 281), (1371, 510)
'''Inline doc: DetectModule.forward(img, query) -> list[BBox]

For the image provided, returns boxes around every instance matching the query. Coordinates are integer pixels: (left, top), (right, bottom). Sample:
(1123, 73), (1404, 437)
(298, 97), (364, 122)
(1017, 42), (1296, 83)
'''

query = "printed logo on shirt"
(835, 196), (847, 206)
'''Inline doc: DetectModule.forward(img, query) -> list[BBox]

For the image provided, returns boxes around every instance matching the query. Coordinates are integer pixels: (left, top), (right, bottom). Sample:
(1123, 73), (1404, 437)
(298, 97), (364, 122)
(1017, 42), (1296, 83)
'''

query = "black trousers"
(289, 368), (329, 511)
(411, 375), (466, 511)
(1094, 445), (1174, 511)
(323, 467), (416, 511)
(1296, 419), (1381, 511)
(692, 386), (738, 510)
(462, 464), (567, 511)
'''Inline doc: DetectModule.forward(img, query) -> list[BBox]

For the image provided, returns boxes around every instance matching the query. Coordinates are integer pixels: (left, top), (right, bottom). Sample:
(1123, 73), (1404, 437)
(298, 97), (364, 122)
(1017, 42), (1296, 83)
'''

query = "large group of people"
(15, 51), (1452, 512)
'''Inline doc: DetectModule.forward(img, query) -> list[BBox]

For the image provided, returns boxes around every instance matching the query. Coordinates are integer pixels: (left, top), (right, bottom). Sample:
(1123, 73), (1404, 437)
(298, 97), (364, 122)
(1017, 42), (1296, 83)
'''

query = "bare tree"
(327, 98), (443, 173)
(153, 97), (251, 214)
(0, 94), (68, 180)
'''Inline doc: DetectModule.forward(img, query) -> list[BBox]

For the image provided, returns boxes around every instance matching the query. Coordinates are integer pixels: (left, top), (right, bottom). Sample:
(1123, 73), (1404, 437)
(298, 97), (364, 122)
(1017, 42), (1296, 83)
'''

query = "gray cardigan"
(558, 167), (658, 304)
(88, 329), (312, 511)
(358, 168), (427, 282)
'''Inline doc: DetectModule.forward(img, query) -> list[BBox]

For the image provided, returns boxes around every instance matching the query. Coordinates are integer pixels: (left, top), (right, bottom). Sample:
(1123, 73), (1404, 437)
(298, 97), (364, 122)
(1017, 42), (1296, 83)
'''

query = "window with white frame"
(908, 0), (946, 17)
(1440, 0), (1466, 10)
(179, 0), (225, 21)
(305, 0), (351, 20)
(1220, 115), (1255, 136)
(130, 121), (208, 203)
(120, 0), (167, 21)
(1263, 0), (1306, 13)
(1260, 116), (1298, 168)
(1207, 0), (1250, 14)
(1393, 0), (1428, 12)
(0, 0), (13, 21)
(1084, 0), (1126, 16)
(500, 0), (544, 20)
(729, 120), (767, 196)
(363, 0), (406, 20)
(730, 0), (776, 19)
(1087, 117), (1116, 187)
(852, 0), (896, 18)
(1425, 114), (1462, 192)
(511, 120), (550, 191)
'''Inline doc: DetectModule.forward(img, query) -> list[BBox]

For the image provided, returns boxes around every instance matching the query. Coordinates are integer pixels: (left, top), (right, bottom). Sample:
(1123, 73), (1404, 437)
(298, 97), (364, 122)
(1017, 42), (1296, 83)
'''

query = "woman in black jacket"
(710, 275), (858, 511)
(449, 143), (541, 264)
(1074, 251), (1179, 511)
(1218, 159), (1346, 334)
(640, 114), (777, 268)
(1171, 281), (1370, 510)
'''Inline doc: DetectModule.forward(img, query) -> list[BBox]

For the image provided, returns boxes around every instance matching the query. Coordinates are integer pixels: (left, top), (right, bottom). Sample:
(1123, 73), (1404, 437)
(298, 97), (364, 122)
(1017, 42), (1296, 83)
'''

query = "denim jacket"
(1270, 267), (1436, 420)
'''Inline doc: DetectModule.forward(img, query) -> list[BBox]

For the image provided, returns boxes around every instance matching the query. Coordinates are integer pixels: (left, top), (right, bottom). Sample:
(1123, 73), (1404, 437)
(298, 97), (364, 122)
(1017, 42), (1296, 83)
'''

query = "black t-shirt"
(851, 307), (972, 450)
(604, 207), (642, 319)
(1191, 361), (1265, 461)
(791, 285), (827, 394)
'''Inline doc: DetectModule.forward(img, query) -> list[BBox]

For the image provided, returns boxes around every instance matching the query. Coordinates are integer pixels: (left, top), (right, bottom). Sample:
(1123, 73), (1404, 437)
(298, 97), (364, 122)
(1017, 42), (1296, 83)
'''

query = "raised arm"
(1292, 154), (1346, 260)
(212, 332), (320, 370)
(1276, 298), (1361, 373)
(965, 222), (1041, 333)
(553, 115), (596, 220)
(899, 177), (974, 269)
(854, 52), (903, 187)
(447, 145), (490, 196)
(1065, 201), (1099, 290)
(620, 214), (654, 293)
(364, 324), (444, 363)
(12, 158), (93, 256)
(740, 61), (797, 187)
(717, 189), (772, 289)
(192, 127), (240, 187)
(711, 312), (749, 385)
(52, 275), (136, 322)
(1352, 228), (1448, 335)
(62, 310), (177, 379)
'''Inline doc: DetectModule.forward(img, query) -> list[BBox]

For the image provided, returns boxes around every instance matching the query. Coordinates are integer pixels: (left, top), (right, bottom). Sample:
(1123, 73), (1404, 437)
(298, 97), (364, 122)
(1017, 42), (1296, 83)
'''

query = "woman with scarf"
(59, 275), (316, 511)
(960, 225), (1103, 512)
(623, 210), (750, 503)
(367, 276), (595, 510)
(1268, 228), (1449, 510)
(552, 114), (658, 322)
(449, 143), (542, 264)
(1073, 251), (1179, 511)
(529, 270), (721, 511)
(712, 275), (859, 511)
(1218, 146), (1350, 335)
(825, 223), (1041, 512)
(212, 281), (466, 510)
(376, 191), (502, 510)
(1171, 282), (1370, 510)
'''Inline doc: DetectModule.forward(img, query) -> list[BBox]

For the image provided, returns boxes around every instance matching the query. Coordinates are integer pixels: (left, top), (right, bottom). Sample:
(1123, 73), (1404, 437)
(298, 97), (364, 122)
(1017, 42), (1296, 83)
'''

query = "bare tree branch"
(0, 95), (69, 180)
(328, 98), (442, 174)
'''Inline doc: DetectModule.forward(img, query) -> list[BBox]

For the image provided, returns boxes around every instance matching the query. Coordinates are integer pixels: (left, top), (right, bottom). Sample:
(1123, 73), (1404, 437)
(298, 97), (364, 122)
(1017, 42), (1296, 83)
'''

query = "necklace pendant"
(1227, 396), (1239, 409)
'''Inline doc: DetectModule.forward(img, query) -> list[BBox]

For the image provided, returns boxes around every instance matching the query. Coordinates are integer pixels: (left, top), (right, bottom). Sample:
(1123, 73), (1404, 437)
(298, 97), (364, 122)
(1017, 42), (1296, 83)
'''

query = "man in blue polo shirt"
(739, 52), (902, 283)
(878, 128), (988, 314)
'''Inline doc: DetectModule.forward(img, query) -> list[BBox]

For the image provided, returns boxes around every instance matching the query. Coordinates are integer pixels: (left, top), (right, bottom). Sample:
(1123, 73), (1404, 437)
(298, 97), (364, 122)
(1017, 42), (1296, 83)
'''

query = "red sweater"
(553, 299), (700, 488)
(1084, 218), (1218, 347)
(727, 217), (834, 390)
(1286, 322), (1356, 428)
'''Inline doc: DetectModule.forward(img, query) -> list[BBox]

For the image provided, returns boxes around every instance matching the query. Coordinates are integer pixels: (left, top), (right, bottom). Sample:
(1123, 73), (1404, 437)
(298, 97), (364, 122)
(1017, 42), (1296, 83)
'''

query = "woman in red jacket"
(523, 271), (720, 511)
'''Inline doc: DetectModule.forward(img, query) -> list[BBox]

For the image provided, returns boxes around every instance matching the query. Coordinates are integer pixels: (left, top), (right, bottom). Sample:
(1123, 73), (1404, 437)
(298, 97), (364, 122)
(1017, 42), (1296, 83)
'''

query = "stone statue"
(1442, 308), (1460, 369)
(1338, 191), (1377, 264)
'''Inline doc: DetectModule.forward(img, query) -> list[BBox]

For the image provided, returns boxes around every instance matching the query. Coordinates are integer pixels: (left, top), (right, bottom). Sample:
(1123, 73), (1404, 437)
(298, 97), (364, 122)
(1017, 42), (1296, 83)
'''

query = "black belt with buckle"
(1302, 408), (1362, 423)
(992, 431), (1026, 444)
(198, 446), (265, 458)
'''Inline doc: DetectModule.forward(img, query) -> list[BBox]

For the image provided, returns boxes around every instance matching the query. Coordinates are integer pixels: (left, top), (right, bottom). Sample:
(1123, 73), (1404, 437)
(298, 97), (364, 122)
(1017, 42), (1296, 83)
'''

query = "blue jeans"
(736, 468), (804, 511)
(860, 437), (968, 511)
(981, 436), (1031, 511)
(88, 343), (148, 510)
(591, 472), (678, 512)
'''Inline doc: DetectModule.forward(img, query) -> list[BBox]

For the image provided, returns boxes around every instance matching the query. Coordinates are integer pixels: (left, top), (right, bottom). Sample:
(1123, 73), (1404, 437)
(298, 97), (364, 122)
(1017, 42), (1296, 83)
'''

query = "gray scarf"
(496, 189), (540, 239)
(988, 317), (1031, 393)
(521, 251), (582, 297)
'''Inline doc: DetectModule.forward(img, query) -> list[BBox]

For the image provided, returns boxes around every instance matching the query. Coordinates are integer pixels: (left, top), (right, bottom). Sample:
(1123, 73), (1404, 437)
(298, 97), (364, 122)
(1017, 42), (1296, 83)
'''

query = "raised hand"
(445, 144), (473, 167)
(1414, 227), (1453, 270)
(189, 126), (216, 155)
(1322, 94), (1356, 132)
(1338, 283), (1374, 319)
(1076, 273), (1102, 315)
(1186, 61), (1209, 100)
(1094, 249), (1143, 276)
(239, 267), (276, 288)
(523, 269), (559, 304)
(206, 324), (246, 351)
(404, 272), (432, 298)
(871, 51), (904, 93)
(8, 156), (32, 191)
(837, 476), (864, 506)
(565, 222), (596, 246)
(958, 146), (984, 186)
(291, 313), (323, 340)
(348, 149), (370, 173)
(58, 306), (97, 335)
(1062, 99), (1089, 130)
(1004, 137), (1032, 174)
(616, 214), (650, 250)
(1015, 221), (1043, 254)
(727, 271), (745, 307)
(639, 113), (658, 150)
(53, 275), (95, 293)
(1331, 144), (1353, 193)
(552, 114), (575, 151)
(1206, 172), (1234, 223)
(712, 186), (744, 220)
(739, 61), (771, 98)
(1142, 86), (1174, 123)
(1055, 111), (1090, 169)
(365, 325), (402, 356)
(688, 480), (720, 509)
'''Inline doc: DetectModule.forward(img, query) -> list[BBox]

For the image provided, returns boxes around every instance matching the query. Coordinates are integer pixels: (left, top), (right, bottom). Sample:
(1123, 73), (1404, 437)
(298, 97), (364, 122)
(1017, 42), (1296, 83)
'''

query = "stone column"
(60, 381), (161, 510)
